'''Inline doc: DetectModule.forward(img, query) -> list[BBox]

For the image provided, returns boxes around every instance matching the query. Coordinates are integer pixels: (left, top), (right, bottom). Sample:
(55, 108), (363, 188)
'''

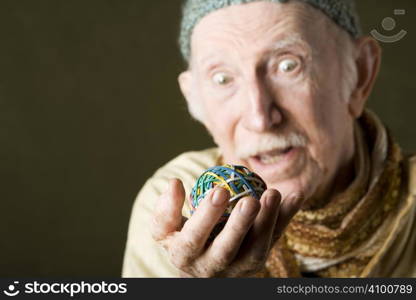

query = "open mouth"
(254, 146), (294, 164)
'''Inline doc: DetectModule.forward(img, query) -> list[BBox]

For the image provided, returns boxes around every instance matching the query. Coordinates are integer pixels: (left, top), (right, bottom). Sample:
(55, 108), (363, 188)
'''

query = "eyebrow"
(195, 35), (311, 70)
(268, 34), (311, 54)
(197, 56), (221, 70)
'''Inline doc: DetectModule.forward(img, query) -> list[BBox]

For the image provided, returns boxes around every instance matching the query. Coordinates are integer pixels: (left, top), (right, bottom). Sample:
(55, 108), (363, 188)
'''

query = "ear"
(178, 70), (204, 122)
(178, 70), (192, 103)
(349, 36), (382, 118)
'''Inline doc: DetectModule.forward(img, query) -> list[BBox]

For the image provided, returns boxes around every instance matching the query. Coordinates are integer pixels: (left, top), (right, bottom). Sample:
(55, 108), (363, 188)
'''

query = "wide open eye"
(212, 72), (233, 86)
(278, 58), (299, 73)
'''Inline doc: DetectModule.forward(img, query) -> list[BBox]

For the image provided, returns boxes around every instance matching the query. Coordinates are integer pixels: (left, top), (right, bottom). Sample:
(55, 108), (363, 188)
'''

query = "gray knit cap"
(179, 0), (361, 61)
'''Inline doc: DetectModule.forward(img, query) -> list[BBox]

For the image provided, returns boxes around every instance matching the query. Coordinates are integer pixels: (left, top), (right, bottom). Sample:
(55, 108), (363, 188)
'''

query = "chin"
(265, 177), (319, 204)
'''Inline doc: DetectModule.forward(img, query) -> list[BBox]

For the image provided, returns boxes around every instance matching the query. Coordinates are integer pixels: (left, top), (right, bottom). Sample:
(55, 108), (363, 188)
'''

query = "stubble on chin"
(268, 154), (322, 208)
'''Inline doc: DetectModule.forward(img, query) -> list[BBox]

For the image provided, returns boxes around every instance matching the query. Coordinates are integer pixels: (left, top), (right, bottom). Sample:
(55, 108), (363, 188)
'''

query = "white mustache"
(237, 132), (307, 159)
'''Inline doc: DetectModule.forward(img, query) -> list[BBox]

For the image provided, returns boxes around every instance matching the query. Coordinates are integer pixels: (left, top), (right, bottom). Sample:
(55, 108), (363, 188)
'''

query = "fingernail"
(212, 188), (228, 206)
(239, 199), (256, 217)
(266, 191), (279, 208)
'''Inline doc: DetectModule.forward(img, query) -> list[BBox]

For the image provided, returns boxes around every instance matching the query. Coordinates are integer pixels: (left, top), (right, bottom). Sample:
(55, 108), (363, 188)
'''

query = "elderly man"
(122, 0), (416, 277)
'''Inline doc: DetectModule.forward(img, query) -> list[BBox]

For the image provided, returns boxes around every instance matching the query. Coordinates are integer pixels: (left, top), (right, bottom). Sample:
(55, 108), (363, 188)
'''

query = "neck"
(304, 154), (356, 210)
(302, 128), (358, 210)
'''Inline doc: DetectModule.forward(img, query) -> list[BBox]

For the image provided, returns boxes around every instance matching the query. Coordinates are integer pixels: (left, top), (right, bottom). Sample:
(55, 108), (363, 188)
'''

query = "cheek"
(202, 100), (239, 151)
(196, 78), (244, 160)
(305, 93), (352, 173)
(279, 81), (343, 170)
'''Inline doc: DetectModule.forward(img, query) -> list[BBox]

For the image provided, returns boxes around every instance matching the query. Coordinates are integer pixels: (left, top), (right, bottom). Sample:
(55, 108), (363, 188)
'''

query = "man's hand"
(151, 178), (302, 277)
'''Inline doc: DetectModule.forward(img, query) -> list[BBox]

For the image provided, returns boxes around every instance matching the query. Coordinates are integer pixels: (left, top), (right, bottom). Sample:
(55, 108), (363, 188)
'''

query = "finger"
(272, 193), (304, 241)
(202, 195), (261, 269)
(226, 189), (281, 274)
(151, 178), (186, 241)
(179, 187), (230, 252)
(250, 189), (282, 243)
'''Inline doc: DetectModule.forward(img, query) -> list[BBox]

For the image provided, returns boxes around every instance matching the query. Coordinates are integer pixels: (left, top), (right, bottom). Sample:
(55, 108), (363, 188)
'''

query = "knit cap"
(179, 0), (361, 61)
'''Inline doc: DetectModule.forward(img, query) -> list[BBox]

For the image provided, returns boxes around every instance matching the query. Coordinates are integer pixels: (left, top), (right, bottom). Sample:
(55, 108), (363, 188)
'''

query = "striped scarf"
(259, 111), (404, 277)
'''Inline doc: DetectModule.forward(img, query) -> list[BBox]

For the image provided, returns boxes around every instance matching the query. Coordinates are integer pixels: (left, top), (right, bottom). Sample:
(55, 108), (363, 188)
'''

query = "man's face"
(181, 1), (359, 202)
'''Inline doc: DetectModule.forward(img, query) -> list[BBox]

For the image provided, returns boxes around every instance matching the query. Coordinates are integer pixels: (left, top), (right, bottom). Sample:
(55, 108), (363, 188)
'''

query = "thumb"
(152, 178), (186, 241)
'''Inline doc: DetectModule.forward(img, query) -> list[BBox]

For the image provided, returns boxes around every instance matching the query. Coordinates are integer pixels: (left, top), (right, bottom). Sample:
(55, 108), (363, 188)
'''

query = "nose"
(241, 75), (283, 132)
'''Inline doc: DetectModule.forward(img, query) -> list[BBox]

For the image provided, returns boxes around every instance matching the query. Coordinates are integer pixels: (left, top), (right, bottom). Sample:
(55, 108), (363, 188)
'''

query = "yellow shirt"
(121, 149), (416, 277)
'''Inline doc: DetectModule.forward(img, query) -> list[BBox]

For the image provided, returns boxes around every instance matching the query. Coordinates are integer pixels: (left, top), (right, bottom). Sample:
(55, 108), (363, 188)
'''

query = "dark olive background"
(0, 0), (414, 276)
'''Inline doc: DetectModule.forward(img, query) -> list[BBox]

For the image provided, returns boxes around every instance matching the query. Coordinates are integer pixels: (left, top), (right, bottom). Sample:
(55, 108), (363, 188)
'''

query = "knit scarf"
(258, 110), (404, 278)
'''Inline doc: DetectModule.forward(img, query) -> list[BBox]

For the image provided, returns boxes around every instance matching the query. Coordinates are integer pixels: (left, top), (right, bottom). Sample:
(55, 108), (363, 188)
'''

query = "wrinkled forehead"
(190, 1), (332, 64)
